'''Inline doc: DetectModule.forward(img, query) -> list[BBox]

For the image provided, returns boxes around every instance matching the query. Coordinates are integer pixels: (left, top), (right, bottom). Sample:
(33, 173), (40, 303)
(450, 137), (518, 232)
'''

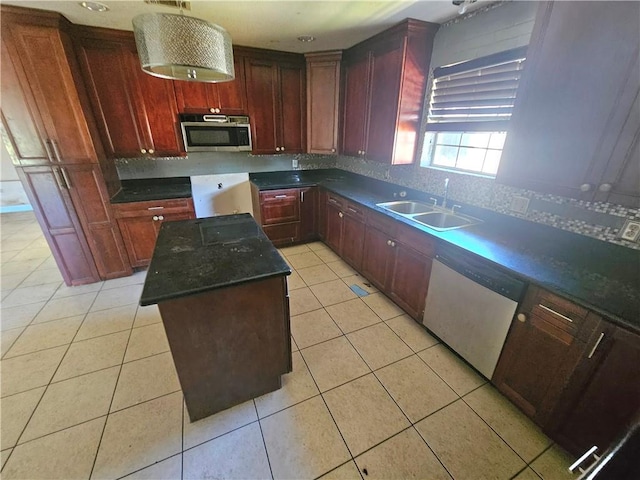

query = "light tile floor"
(0, 212), (578, 479)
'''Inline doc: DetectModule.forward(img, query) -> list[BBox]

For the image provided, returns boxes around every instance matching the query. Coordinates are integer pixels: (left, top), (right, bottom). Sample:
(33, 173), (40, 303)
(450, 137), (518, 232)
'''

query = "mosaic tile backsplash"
(335, 155), (640, 251)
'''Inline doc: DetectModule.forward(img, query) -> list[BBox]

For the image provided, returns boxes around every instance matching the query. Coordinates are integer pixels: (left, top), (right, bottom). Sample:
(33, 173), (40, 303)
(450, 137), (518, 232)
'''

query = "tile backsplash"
(336, 155), (640, 251)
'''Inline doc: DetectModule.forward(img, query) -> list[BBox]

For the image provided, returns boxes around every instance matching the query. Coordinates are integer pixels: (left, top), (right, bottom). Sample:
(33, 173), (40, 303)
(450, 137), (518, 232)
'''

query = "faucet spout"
(443, 178), (450, 209)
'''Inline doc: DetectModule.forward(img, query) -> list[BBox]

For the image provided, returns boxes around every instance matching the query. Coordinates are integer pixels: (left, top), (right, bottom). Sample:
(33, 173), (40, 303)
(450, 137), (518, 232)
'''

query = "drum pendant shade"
(132, 13), (234, 82)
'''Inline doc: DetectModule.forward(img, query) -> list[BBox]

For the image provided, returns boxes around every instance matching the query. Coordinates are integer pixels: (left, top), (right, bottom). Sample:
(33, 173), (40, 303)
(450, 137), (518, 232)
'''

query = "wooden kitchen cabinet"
(550, 323), (640, 456)
(305, 52), (341, 154)
(113, 198), (195, 268)
(323, 193), (366, 270)
(497, 1), (640, 208)
(341, 19), (438, 164)
(493, 287), (601, 426)
(361, 210), (434, 319)
(17, 166), (100, 285)
(75, 27), (182, 158)
(245, 51), (306, 154)
(174, 54), (247, 115)
(1, 17), (99, 165)
(251, 186), (317, 247)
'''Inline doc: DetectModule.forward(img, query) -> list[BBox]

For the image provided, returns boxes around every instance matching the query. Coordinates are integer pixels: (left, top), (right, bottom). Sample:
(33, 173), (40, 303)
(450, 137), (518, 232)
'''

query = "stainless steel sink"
(412, 212), (480, 231)
(376, 200), (481, 231)
(377, 201), (436, 215)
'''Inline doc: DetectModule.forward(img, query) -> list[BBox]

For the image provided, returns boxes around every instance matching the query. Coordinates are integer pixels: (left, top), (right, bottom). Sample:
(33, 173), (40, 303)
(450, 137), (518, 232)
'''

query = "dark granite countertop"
(111, 177), (192, 204)
(250, 169), (640, 332)
(140, 213), (291, 306)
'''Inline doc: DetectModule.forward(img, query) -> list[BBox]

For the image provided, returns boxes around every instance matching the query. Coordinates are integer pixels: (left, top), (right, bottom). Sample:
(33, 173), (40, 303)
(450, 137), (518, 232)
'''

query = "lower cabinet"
(17, 164), (132, 284)
(113, 198), (195, 267)
(252, 186), (318, 247)
(361, 210), (434, 319)
(323, 192), (365, 270)
(493, 285), (640, 456)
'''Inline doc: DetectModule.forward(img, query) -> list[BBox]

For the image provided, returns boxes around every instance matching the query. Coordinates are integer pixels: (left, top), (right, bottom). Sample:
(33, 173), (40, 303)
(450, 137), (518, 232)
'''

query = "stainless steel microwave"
(179, 114), (252, 152)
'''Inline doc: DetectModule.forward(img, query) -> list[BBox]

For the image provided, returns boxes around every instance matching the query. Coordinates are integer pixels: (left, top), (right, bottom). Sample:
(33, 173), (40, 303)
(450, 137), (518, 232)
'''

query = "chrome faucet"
(442, 178), (450, 209)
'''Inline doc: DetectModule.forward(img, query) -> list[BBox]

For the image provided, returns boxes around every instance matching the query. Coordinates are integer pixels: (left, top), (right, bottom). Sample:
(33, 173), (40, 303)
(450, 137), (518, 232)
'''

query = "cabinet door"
(317, 189), (327, 240)
(552, 325), (640, 456)
(76, 38), (146, 158)
(366, 38), (404, 162)
(361, 225), (394, 290)
(131, 52), (182, 156)
(245, 59), (279, 154)
(341, 54), (371, 157)
(299, 187), (318, 242)
(5, 23), (97, 164)
(388, 243), (432, 319)
(0, 38), (50, 165)
(325, 203), (343, 253)
(306, 53), (341, 154)
(117, 216), (158, 268)
(260, 189), (300, 225)
(497, 2), (640, 202)
(17, 166), (100, 284)
(341, 214), (365, 270)
(279, 63), (305, 153)
(174, 55), (247, 115)
(62, 164), (132, 279)
(492, 287), (598, 425)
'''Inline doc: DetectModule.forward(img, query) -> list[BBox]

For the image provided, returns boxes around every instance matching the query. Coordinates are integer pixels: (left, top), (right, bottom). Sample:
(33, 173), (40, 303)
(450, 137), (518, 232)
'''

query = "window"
(421, 46), (527, 176)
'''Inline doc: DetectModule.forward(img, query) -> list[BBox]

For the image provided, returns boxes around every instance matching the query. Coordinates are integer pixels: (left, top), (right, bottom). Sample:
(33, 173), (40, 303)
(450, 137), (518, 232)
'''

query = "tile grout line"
(253, 400), (276, 480)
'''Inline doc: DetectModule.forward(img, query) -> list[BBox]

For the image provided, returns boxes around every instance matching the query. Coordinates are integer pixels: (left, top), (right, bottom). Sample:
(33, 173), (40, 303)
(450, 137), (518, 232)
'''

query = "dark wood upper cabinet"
(1, 17), (99, 165)
(174, 54), (247, 115)
(245, 50), (306, 154)
(75, 27), (182, 158)
(305, 52), (341, 154)
(341, 19), (438, 164)
(497, 1), (640, 208)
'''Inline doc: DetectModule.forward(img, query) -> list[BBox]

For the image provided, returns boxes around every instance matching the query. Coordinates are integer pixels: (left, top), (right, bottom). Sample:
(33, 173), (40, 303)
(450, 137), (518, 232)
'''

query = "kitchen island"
(140, 213), (292, 421)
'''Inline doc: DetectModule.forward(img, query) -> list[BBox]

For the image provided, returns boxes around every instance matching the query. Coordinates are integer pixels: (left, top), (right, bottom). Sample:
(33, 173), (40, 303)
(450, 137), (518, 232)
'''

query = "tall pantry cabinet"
(0, 6), (132, 284)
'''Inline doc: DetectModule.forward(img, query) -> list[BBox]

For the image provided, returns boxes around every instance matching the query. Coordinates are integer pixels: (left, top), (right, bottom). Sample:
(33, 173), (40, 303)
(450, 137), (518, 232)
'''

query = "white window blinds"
(426, 46), (527, 131)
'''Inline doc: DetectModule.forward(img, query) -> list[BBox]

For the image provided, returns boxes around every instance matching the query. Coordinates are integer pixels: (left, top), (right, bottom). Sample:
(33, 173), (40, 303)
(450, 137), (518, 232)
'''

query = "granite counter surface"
(111, 177), (192, 204)
(250, 170), (640, 332)
(140, 213), (290, 306)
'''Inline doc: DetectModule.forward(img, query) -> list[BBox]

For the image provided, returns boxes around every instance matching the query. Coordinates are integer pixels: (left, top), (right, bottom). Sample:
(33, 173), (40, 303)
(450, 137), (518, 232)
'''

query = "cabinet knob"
(390, 241), (396, 247)
(158, 215), (164, 221)
(517, 313), (526, 323)
(338, 212), (344, 218)
(387, 240), (392, 246)
(281, 146), (285, 151)
(598, 183), (612, 192)
(331, 148), (336, 153)
(141, 149), (147, 154)
(276, 147), (281, 152)
(579, 183), (592, 192)
(153, 216), (159, 221)
(148, 149), (154, 154)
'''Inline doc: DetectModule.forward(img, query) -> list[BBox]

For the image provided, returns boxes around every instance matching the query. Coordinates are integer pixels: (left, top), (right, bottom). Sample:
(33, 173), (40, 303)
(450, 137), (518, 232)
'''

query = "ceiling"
(2, 0), (491, 53)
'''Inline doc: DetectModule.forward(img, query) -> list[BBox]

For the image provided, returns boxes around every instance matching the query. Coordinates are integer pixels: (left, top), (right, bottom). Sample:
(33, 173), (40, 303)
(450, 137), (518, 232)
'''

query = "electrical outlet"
(510, 196), (530, 214)
(619, 219), (640, 242)
(292, 159), (299, 169)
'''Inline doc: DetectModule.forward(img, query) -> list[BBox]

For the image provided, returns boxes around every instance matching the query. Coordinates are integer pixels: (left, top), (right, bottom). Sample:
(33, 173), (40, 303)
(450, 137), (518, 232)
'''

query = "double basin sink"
(377, 200), (481, 231)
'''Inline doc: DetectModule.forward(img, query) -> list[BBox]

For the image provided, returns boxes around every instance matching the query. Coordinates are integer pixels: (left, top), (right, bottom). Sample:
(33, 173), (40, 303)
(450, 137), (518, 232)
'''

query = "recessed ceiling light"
(79, 1), (109, 12)
(297, 35), (316, 43)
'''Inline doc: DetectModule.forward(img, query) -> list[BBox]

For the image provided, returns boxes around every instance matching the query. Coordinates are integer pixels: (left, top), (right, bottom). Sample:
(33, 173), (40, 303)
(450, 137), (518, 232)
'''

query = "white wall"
(0, 141), (31, 212)
(430, 1), (538, 70)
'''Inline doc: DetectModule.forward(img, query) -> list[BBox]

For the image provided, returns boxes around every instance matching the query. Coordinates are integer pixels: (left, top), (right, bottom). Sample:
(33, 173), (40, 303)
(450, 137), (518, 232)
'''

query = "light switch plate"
(619, 219), (640, 242)
(292, 159), (299, 169)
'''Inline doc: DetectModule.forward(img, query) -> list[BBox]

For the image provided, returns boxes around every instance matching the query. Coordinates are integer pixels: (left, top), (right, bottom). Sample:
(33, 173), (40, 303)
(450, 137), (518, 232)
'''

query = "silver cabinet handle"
(347, 207), (358, 214)
(329, 198), (339, 204)
(587, 332), (605, 359)
(569, 446), (600, 474)
(60, 167), (72, 189)
(148, 206), (164, 211)
(50, 139), (62, 162)
(274, 195), (287, 198)
(538, 304), (573, 323)
(300, 191), (304, 202)
(53, 167), (66, 189)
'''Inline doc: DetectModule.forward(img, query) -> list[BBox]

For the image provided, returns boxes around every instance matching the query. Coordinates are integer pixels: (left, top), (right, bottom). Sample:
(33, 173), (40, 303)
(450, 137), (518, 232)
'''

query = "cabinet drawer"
(396, 223), (436, 257)
(531, 289), (589, 337)
(326, 193), (345, 209)
(112, 198), (194, 218)
(344, 201), (365, 222)
(263, 223), (300, 246)
(260, 189), (300, 225)
(366, 210), (397, 236)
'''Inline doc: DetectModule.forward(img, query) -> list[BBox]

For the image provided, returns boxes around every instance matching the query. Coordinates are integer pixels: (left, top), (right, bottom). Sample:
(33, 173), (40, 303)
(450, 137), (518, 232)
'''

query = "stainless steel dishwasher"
(422, 248), (526, 379)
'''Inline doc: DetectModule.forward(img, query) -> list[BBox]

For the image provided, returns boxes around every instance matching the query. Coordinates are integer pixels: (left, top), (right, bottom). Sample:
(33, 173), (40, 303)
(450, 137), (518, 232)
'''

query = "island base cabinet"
(158, 275), (291, 422)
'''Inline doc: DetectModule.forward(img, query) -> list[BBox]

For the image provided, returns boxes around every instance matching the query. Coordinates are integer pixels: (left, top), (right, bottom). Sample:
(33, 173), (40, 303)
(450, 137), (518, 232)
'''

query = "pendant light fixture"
(132, 11), (234, 83)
